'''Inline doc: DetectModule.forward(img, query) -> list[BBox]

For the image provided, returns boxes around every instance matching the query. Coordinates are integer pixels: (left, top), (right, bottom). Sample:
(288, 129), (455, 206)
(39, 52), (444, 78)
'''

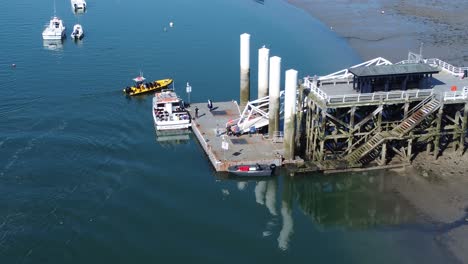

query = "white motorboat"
(71, 24), (84, 39)
(71, 0), (87, 10)
(152, 90), (191, 131)
(42, 17), (66, 40)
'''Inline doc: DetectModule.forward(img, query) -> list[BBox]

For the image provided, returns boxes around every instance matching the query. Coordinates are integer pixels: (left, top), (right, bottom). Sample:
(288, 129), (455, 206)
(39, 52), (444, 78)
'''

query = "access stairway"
(345, 96), (441, 165)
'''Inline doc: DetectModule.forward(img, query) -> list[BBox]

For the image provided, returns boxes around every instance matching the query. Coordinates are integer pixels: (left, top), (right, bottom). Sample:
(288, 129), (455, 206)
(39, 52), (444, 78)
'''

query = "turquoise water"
(0, 0), (457, 263)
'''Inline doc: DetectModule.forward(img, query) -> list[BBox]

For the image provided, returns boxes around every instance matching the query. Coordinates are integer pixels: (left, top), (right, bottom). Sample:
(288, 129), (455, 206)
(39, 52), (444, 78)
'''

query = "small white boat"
(152, 90), (191, 131)
(71, 0), (87, 10)
(71, 24), (84, 39)
(42, 17), (66, 40)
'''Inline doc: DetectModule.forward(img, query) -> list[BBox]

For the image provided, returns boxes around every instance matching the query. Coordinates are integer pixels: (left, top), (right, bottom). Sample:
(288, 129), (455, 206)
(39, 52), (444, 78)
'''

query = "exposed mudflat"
(287, 0), (468, 65)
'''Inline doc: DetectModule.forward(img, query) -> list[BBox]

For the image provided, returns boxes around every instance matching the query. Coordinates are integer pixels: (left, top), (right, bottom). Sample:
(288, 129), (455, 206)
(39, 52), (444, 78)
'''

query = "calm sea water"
(0, 0), (457, 263)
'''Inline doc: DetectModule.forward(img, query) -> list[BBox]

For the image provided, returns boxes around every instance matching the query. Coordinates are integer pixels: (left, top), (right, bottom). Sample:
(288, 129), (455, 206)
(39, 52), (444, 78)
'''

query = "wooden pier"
(188, 51), (468, 174)
(188, 101), (283, 172)
(300, 57), (468, 172)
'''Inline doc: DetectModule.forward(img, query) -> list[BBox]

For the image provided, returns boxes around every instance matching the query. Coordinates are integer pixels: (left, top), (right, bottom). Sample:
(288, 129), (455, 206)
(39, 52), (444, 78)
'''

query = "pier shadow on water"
(213, 169), (461, 263)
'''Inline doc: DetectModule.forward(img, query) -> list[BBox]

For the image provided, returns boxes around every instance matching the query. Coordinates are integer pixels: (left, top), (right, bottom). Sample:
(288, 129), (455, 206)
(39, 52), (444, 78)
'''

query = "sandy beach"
(285, 0), (468, 262)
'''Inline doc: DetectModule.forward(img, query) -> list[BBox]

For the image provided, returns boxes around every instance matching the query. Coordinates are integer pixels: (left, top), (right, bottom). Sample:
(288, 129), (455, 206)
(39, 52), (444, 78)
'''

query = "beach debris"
(169, 21), (174, 27)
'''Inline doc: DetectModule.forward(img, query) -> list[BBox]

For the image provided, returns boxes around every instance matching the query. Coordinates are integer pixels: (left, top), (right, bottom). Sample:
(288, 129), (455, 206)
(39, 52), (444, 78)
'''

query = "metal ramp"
(345, 96), (441, 165)
(228, 91), (285, 134)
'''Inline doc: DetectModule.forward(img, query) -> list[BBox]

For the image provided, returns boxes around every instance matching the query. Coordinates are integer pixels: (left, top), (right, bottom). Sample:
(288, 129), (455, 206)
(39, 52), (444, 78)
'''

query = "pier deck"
(188, 101), (283, 172)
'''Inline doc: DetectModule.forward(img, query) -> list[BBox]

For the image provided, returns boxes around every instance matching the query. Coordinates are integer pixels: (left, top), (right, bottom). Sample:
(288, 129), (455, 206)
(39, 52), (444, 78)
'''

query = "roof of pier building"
(349, 63), (440, 78)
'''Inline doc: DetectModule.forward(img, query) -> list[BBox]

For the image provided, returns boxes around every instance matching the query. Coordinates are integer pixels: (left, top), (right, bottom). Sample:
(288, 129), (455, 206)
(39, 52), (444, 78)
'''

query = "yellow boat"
(123, 74), (173, 96)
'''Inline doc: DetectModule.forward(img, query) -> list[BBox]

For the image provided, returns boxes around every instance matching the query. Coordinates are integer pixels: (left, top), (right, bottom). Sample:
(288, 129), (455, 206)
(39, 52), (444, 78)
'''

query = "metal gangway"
(228, 91), (285, 134)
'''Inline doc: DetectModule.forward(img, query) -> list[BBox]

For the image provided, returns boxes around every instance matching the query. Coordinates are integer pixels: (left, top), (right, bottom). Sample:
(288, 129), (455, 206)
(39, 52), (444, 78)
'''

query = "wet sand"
(287, 0), (468, 65)
(284, 0), (468, 262)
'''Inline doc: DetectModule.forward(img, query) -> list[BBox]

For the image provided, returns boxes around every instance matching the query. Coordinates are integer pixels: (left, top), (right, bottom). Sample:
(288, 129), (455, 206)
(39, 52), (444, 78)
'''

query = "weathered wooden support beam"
(460, 103), (468, 154)
(392, 146), (406, 158)
(407, 138), (413, 163)
(295, 84), (305, 149)
(433, 104), (444, 159)
(426, 142), (432, 155)
(305, 102), (313, 159)
(325, 112), (350, 130)
(348, 106), (356, 150)
(403, 101), (410, 119)
(318, 110), (327, 162)
(378, 142), (387, 166)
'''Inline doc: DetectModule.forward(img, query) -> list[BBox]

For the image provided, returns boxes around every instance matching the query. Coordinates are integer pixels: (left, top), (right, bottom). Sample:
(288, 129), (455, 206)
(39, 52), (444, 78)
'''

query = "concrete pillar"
(258, 46), (269, 99)
(268, 56), (281, 138)
(284, 69), (298, 160)
(240, 33), (250, 106)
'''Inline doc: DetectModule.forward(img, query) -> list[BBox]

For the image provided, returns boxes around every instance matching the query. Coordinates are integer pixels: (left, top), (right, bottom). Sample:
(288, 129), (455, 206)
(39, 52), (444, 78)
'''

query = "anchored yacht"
(42, 17), (66, 40)
(71, 0), (87, 10)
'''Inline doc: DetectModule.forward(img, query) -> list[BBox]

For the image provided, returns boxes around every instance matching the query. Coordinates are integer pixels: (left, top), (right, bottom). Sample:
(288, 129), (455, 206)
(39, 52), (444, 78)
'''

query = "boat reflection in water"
(155, 129), (191, 147)
(216, 171), (421, 251)
(43, 39), (64, 51)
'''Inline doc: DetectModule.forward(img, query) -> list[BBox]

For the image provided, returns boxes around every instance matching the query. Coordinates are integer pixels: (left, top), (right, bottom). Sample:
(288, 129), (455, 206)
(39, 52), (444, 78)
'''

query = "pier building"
(302, 52), (468, 172)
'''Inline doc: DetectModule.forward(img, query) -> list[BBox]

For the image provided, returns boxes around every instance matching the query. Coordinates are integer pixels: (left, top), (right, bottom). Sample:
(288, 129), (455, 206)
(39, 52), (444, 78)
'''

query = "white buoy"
(169, 21), (174, 27)
(258, 46), (269, 99)
(381, 10), (385, 14)
(240, 33), (251, 106)
(268, 56), (281, 139)
(284, 69), (298, 160)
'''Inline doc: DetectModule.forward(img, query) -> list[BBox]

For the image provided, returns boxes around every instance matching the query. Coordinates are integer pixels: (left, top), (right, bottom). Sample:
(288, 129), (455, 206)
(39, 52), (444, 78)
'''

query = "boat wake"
(0, 121), (67, 177)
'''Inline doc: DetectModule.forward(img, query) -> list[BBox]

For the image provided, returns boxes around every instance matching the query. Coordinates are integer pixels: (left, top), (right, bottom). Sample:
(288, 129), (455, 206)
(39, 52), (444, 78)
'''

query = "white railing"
(397, 57), (468, 76)
(326, 89), (433, 104)
(303, 77), (328, 101)
(304, 76), (434, 105)
(443, 87), (468, 101)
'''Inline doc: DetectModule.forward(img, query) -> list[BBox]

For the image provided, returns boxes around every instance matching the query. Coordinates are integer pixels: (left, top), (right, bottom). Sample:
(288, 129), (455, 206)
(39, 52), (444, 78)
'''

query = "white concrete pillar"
(258, 46), (269, 99)
(240, 33), (250, 106)
(268, 56), (281, 139)
(284, 69), (298, 160)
